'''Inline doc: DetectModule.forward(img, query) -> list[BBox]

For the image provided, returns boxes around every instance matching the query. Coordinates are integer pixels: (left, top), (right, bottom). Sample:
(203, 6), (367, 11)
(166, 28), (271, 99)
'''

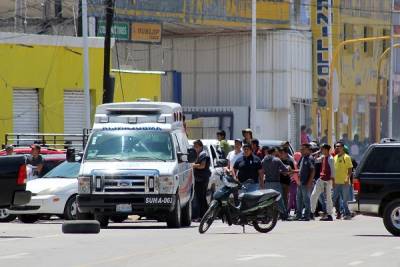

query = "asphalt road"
(0, 215), (399, 267)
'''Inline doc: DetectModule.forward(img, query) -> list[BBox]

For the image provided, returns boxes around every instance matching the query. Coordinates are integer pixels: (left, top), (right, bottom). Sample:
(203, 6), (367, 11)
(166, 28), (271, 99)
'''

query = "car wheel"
(62, 220), (100, 234)
(110, 215), (128, 223)
(383, 199), (400, 236)
(18, 214), (40, 224)
(181, 199), (192, 227)
(64, 195), (78, 220)
(94, 214), (109, 228)
(0, 209), (17, 222)
(166, 195), (181, 228)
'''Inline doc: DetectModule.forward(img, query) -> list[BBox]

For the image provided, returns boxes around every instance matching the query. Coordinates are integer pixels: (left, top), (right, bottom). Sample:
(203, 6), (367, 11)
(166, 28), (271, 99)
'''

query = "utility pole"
(388, 0), (396, 138)
(327, 0), (335, 146)
(82, 0), (91, 129)
(250, 0), (257, 130)
(102, 0), (115, 104)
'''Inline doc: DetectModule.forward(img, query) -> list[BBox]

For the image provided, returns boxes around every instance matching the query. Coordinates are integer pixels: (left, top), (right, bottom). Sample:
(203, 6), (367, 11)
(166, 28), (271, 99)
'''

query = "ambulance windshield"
(85, 130), (174, 161)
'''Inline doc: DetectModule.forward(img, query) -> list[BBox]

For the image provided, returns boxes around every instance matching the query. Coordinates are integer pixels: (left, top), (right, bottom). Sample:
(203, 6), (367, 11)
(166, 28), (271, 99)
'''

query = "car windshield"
(42, 161), (81, 179)
(85, 130), (175, 161)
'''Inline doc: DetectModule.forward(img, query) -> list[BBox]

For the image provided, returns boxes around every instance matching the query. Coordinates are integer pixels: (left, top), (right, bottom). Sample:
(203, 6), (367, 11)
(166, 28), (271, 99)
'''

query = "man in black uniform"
(192, 140), (211, 219)
(233, 143), (264, 192)
(27, 144), (44, 177)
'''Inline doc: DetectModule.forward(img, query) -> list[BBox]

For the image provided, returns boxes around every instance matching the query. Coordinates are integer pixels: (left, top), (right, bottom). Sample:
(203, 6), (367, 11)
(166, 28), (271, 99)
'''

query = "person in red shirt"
(251, 139), (264, 159)
(310, 144), (335, 221)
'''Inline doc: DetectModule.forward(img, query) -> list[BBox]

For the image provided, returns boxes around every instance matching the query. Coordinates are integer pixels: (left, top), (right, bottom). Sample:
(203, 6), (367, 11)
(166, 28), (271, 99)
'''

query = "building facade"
(0, 32), (162, 145)
(311, 0), (396, 145)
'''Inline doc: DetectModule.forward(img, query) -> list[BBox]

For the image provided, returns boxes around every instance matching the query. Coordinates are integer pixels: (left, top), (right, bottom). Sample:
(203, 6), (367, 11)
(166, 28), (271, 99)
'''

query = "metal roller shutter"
(64, 90), (86, 134)
(13, 89), (39, 133)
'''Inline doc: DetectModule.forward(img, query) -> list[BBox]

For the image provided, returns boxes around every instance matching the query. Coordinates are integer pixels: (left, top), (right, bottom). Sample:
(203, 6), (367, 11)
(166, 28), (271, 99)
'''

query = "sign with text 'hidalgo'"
(312, 0), (330, 108)
(131, 23), (162, 43)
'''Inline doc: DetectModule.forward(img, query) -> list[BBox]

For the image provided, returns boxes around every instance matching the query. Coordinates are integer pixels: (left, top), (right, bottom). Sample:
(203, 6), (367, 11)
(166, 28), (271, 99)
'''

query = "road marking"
(370, 252), (385, 257)
(348, 261), (363, 266)
(394, 246), (400, 250)
(0, 253), (29, 260)
(237, 254), (286, 261)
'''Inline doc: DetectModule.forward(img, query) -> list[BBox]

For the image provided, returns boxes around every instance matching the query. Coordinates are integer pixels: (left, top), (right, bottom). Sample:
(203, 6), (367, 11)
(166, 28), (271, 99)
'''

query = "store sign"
(131, 23), (162, 43)
(97, 20), (129, 41)
(312, 0), (330, 107)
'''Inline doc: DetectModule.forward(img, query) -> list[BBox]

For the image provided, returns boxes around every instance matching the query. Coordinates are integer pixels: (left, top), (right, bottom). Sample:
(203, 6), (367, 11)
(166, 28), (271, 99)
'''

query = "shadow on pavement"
(0, 236), (32, 239)
(106, 225), (197, 230)
(353, 234), (395, 238)
(207, 232), (260, 235)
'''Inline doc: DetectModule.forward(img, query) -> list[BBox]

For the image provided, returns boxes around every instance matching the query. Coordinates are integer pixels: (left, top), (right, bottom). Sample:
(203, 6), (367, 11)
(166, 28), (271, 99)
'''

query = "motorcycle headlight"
(158, 176), (175, 194)
(78, 176), (91, 194)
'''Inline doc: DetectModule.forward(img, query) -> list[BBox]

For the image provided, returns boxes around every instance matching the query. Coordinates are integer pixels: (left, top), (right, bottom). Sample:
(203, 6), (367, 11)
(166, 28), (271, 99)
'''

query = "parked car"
(0, 155), (31, 222)
(9, 160), (80, 223)
(350, 141), (400, 236)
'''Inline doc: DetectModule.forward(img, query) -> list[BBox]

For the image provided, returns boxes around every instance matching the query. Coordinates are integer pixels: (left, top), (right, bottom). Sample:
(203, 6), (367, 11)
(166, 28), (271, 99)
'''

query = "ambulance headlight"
(78, 176), (91, 194)
(158, 176), (175, 194)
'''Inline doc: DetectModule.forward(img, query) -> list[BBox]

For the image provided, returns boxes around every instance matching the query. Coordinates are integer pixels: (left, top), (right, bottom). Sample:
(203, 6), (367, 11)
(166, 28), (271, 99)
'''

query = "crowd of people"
(192, 128), (358, 222)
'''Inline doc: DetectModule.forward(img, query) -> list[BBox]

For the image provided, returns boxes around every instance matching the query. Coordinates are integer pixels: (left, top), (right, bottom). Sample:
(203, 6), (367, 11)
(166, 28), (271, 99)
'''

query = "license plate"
(116, 204), (132, 213)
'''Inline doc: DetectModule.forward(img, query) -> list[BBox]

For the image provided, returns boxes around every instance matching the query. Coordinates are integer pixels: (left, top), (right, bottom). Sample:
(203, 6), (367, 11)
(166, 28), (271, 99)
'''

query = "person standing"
(332, 141), (353, 220)
(5, 145), (14, 155)
(233, 143), (264, 192)
(300, 126), (308, 145)
(226, 139), (243, 171)
(262, 147), (290, 220)
(216, 130), (230, 158)
(27, 144), (44, 178)
(278, 147), (295, 216)
(251, 139), (264, 159)
(310, 144), (335, 221)
(295, 143), (315, 221)
(242, 128), (253, 146)
(192, 140), (211, 220)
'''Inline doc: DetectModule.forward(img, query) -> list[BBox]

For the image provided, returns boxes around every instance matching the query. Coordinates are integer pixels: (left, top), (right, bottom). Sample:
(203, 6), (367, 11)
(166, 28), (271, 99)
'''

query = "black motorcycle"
(198, 173), (281, 234)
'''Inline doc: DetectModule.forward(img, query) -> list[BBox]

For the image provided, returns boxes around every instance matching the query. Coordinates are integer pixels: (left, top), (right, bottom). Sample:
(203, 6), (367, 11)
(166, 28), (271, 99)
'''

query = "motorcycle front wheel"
(198, 200), (219, 234)
(253, 204), (279, 234)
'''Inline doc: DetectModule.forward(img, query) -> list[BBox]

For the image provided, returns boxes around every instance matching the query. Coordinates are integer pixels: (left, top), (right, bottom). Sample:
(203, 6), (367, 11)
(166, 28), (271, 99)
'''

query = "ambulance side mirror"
(187, 148), (197, 163)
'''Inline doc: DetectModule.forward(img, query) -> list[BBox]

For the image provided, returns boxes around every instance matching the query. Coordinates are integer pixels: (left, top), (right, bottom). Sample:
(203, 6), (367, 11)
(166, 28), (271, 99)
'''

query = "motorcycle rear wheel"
(198, 200), (219, 234)
(253, 205), (279, 234)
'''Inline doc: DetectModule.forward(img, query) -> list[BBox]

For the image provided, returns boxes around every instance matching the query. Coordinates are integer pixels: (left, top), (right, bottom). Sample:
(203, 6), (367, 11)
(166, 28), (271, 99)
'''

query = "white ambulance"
(77, 100), (196, 228)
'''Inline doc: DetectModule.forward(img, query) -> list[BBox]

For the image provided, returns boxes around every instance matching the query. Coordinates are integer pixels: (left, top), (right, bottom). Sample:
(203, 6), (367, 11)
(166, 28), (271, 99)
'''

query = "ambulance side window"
(176, 132), (188, 152)
(173, 134), (181, 153)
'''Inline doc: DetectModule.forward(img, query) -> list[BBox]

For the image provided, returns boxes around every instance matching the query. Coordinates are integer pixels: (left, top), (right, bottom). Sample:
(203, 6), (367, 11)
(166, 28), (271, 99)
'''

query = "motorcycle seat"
(241, 189), (280, 202)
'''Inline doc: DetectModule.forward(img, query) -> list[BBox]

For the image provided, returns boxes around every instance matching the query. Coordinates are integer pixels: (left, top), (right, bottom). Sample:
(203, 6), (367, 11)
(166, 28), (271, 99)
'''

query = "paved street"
(0, 215), (399, 267)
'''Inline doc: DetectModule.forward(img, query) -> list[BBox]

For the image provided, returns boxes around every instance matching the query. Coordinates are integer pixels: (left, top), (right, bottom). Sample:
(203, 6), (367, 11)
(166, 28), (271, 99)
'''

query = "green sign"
(97, 20), (129, 41)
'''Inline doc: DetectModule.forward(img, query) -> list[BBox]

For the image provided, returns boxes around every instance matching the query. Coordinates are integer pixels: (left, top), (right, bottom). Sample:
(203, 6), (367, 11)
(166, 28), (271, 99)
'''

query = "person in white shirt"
(226, 139), (243, 171)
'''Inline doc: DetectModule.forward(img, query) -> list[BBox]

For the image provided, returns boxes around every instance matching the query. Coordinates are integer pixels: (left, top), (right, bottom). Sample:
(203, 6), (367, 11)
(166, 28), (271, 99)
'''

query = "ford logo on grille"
(119, 182), (130, 187)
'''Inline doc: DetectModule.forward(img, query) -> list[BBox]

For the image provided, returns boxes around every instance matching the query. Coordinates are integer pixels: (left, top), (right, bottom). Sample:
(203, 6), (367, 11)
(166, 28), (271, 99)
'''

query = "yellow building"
(311, 0), (392, 144)
(0, 32), (162, 145)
